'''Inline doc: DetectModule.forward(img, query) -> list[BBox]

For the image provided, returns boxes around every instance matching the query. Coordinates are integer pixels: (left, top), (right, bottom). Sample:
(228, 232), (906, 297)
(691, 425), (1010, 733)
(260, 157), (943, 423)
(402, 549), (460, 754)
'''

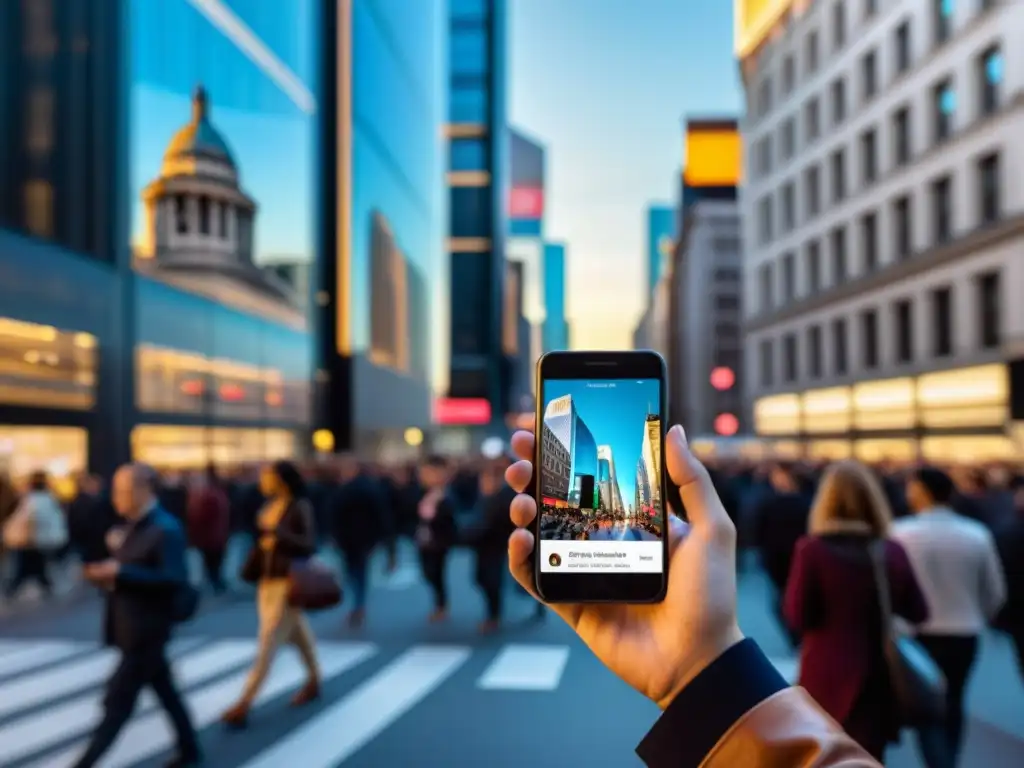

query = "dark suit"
(784, 533), (928, 759)
(73, 505), (200, 767)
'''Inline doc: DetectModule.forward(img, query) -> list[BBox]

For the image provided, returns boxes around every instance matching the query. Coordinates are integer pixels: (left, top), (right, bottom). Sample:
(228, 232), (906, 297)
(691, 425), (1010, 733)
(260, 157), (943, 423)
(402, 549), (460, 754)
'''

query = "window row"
(757, 270), (1001, 389)
(756, 151), (1001, 313)
(752, 43), (1002, 187)
(754, 0), (982, 122)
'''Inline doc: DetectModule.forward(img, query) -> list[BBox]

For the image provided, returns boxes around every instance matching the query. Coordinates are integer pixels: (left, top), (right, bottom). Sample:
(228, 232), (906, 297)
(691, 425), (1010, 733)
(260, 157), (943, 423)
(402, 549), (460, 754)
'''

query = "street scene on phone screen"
(538, 379), (664, 543)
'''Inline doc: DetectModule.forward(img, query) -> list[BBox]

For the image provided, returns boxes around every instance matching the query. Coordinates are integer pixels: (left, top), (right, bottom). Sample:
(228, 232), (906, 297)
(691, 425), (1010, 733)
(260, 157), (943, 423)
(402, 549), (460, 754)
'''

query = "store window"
(131, 425), (298, 469)
(0, 317), (97, 410)
(0, 426), (87, 497)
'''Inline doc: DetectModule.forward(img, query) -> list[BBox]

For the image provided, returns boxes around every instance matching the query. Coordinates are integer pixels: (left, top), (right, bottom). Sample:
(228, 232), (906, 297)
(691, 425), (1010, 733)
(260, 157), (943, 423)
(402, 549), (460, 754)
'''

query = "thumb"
(665, 425), (732, 540)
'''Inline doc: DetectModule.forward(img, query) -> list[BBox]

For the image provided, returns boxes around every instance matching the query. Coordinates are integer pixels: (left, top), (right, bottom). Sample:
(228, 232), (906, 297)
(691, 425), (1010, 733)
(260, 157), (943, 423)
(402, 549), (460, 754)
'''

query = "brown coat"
(242, 499), (316, 582)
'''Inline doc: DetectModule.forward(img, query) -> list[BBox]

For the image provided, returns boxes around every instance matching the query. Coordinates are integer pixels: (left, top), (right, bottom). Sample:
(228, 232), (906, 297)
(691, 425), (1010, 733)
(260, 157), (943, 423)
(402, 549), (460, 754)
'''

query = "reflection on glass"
(131, 425), (297, 469)
(0, 317), (96, 410)
(368, 212), (409, 372)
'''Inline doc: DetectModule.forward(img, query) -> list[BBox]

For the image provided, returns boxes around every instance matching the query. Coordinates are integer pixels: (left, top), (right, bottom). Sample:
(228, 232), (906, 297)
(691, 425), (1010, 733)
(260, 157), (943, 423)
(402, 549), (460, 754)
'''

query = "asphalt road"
(0, 544), (1021, 767)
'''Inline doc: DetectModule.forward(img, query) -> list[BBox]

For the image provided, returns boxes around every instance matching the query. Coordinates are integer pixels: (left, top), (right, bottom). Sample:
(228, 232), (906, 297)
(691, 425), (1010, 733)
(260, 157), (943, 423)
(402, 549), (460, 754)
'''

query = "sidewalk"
(737, 566), (1024, 766)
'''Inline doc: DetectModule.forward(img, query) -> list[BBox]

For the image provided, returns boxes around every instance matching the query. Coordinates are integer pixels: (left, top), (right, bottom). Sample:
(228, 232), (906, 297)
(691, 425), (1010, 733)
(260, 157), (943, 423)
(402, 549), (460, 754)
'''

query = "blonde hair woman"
(783, 460), (928, 761)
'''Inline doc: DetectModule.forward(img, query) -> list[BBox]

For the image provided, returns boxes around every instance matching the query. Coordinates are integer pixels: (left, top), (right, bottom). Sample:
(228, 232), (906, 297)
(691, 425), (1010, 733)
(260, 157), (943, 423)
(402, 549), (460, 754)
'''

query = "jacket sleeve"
(116, 521), (189, 591)
(274, 500), (317, 555)
(636, 639), (881, 768)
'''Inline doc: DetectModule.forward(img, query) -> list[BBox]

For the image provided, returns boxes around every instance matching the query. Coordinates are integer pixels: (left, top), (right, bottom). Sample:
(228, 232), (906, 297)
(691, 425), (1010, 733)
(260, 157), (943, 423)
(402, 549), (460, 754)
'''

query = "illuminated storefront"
(752, 364), (1017, 462)
(131, 426), (296, 469)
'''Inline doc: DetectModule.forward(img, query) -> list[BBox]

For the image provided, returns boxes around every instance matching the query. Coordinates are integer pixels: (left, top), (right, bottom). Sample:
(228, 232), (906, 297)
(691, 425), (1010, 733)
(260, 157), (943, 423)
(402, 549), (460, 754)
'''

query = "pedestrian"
(186, 464), (230, 594)
(2, 470), (67, 599)
(415, 455), (457, 623)
(462, 459), (516, 633)
(892, 466), (1007, 768)
(72, 463), (201, 768)
(222, 460), (321, 728)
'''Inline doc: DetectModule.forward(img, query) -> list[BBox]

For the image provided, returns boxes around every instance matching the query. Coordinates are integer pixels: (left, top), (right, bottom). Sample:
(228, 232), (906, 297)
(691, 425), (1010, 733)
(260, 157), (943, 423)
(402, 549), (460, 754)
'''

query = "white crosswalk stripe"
(0, 638), (574, 766)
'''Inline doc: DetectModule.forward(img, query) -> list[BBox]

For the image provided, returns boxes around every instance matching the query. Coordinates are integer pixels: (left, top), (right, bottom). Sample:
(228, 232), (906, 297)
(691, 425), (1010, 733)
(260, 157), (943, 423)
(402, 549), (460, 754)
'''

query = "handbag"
(868, 541), (947, 727)
(287, 558), (343, 611)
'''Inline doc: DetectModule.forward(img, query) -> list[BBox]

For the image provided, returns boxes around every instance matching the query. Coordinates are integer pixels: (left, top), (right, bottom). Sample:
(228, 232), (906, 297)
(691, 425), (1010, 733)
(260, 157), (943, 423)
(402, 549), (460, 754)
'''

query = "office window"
(864, 0), (878, 18)
(450, 86), (488, 123)
(451, 253), (490, 356)
(198, 197), (210, 234)
(782, 183), (796, 232)
(759, 339), (775, 387)
(931, 287), (953, 356)
(758, 78), (773, 117)
(860, 310), (879, 369)
(450, 0), (488, 18)
(758, 136), (774, 176)
(831, 78), (847, 124)
(861, 50), (877, 102)
(894, 21), (912, 74)
(832, 318), (848, 375)
(713, 268), (739, 283)
(933, 0), (953, 46)
(449, 28), (489, 76)
(23, 180), (54, 239)
(931, 176), (952, 244)
(783, 334), (798, 383)
(892, 106), (911, 166)
(830, 227), (847, 282)
(893, 195), (913, 260)
(860, 212), (878, 273)
(805, 165), (821, 217)
(450, 186), (492, 237)
(894, 300), (914, 363)
(783, 55), (796, 94)
(714, 295), (740, 311)
(832, 2), (846, 49)
(805, 97), (820, 142)
(758, 196), (774, 244)
(781, 118), (796, 160)
(449, 139), (487, 171)
(174, 195), (188, 234)
(978, 46), (1003, 116)
(806, 30), (820, 74)
(932, 79), (955, 143)
(782, 252), (796, 301)
(977, 153), (1000, 225)
(759, 262), (775, 312)
(860, 128), (877, 185)
(808, 326), (823, 379)
(830, 149), (846, 203)
(24, 87), (54, 158)
(976, 272), (1000, 349)
(806, 240), (822, 293)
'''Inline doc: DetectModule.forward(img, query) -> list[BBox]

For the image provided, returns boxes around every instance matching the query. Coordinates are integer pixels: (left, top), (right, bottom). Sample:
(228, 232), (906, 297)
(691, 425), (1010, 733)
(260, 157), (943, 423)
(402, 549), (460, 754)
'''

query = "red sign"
(433, 397), (492, 426)
(714, 413), (739, 436)
(710, 367), (735, 391)
(509, 187), (543, 219)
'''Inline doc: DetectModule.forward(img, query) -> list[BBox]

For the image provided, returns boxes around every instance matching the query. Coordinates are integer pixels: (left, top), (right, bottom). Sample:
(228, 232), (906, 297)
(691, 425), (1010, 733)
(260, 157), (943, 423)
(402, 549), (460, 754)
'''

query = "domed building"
(135, 86), (300, 321)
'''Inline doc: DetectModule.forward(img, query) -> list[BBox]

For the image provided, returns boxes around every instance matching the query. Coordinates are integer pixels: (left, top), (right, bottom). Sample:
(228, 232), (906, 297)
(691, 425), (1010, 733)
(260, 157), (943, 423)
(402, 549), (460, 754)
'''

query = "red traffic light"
(714, 413), (739, 436)
(710, 367), (735, 391)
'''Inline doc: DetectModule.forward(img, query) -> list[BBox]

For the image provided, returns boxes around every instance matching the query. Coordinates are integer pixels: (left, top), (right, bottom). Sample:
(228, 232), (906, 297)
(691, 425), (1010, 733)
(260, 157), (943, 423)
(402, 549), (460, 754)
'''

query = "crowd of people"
(1, 447), (1023, 766)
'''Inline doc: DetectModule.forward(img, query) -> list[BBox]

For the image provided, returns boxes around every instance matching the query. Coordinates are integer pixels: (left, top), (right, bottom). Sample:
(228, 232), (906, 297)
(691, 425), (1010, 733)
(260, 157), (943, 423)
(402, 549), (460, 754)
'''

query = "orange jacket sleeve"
(636, 639), (881, 768)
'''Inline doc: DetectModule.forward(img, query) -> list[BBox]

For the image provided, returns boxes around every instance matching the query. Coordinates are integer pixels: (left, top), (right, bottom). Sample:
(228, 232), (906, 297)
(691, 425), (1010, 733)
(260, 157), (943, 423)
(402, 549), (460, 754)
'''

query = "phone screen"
(537, 377), (665, 577)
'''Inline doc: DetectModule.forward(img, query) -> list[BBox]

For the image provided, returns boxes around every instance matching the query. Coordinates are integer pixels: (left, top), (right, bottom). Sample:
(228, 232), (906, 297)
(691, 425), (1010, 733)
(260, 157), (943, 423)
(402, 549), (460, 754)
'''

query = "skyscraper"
(597, 444), (624, 515)
(541, 394), (597, 509)
(646, 205), (675, 297)
(542, 242), (569, 353)
(446, 0), (511, 422)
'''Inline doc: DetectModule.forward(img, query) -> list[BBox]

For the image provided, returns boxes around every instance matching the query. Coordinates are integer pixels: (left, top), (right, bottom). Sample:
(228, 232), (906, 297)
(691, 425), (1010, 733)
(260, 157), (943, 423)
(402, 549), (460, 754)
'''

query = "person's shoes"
(289, 680), (321, 707)
(477, 619), (500, 635)
(220, 702), (250, 729)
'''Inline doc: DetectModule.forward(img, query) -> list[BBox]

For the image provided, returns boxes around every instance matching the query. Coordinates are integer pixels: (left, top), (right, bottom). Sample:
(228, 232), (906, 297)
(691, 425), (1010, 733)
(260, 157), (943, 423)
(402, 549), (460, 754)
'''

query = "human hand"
(84, 559), (120, 586)
(505, 418), (744, 709)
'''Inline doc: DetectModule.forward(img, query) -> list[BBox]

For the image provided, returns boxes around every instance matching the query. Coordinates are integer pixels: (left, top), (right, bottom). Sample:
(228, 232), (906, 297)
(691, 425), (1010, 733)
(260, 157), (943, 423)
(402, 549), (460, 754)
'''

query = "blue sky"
(544, 378), (660, 505)
(510, 0), (742, 350)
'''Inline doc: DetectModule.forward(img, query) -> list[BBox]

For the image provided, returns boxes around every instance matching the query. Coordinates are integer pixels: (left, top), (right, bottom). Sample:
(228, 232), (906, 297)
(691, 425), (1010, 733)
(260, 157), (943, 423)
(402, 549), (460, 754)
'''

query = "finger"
(665, 425), (732, 540)
(515, 413), (535, 432)
(508, 528), (541, 598)
(505, 459), (533, 492)
(666, 513), (690, 556)
(510, 493), (537, 528)
(509, 430), (534, 461)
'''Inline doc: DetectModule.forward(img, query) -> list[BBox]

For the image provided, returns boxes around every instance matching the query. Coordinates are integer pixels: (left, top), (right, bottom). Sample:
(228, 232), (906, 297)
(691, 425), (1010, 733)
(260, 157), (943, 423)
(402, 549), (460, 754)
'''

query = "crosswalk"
(0, 637), (802, 767)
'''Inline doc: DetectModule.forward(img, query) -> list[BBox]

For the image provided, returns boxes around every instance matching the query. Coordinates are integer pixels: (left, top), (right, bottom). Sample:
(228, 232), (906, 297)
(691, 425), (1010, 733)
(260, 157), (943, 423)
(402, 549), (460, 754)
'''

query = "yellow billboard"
(735, 0), (794, 59)
(684, 128), (742, 187)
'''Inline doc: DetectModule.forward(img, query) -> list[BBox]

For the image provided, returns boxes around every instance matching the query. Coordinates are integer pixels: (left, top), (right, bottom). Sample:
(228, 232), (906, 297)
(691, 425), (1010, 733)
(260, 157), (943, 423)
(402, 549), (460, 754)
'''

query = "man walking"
(74, 463), (201, 767)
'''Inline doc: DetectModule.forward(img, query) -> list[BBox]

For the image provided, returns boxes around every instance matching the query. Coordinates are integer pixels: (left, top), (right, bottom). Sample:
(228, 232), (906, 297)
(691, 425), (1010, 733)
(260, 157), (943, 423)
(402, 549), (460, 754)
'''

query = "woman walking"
(221, 460), (321, 728)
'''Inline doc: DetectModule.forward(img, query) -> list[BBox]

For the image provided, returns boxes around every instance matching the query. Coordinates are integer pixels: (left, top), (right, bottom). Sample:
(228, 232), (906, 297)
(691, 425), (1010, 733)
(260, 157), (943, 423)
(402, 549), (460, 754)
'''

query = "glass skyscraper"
(542, 242), (569, 353)
(646, 205), (675, 297)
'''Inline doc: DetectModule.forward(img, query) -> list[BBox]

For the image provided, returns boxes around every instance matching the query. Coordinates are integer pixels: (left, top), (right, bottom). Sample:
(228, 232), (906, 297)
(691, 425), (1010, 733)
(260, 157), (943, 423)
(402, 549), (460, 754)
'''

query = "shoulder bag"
(868, 540), (947, 727)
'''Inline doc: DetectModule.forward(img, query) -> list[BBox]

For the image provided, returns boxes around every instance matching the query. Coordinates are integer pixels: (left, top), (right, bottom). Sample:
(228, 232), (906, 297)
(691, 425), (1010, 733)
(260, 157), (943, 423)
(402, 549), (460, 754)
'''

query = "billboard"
(684, 121), (742, 188)
(509, 128), (545, 228)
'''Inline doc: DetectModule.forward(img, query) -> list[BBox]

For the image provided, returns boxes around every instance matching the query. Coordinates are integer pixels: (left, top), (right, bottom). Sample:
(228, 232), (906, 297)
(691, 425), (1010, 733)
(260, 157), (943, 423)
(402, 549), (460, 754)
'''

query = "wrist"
(655, 624), (746, 710)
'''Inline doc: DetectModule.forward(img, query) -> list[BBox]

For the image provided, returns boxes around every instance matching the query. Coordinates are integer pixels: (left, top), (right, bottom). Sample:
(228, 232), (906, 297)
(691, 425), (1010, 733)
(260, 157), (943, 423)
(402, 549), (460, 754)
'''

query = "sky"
(543, 378), (660, 506)
(509, 0), (743, 350)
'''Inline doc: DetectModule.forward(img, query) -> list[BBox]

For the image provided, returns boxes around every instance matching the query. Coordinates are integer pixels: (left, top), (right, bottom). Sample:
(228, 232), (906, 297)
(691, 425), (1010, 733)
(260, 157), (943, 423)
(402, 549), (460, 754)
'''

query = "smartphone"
(532, 350), (669, 603)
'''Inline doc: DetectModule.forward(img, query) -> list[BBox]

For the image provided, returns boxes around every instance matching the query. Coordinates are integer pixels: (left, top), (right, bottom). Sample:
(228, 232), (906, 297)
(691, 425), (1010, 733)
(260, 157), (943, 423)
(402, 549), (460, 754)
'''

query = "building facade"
(445, 0), (511, 425)
(318, 0), (444, 458)
(542, 242), (569, 353)
(738, 0), (1024, 462)
(645, 205), (676, 297)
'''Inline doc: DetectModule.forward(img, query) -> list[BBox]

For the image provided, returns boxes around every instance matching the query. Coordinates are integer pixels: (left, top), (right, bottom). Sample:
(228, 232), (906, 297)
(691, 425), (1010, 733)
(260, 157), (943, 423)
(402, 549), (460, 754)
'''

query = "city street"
(0, 546), (1021, 767)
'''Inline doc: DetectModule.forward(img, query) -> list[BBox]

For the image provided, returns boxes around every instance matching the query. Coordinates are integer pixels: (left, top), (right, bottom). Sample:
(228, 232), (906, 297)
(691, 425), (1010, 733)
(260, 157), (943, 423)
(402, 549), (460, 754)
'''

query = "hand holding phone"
(505, 418), (744, 709)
